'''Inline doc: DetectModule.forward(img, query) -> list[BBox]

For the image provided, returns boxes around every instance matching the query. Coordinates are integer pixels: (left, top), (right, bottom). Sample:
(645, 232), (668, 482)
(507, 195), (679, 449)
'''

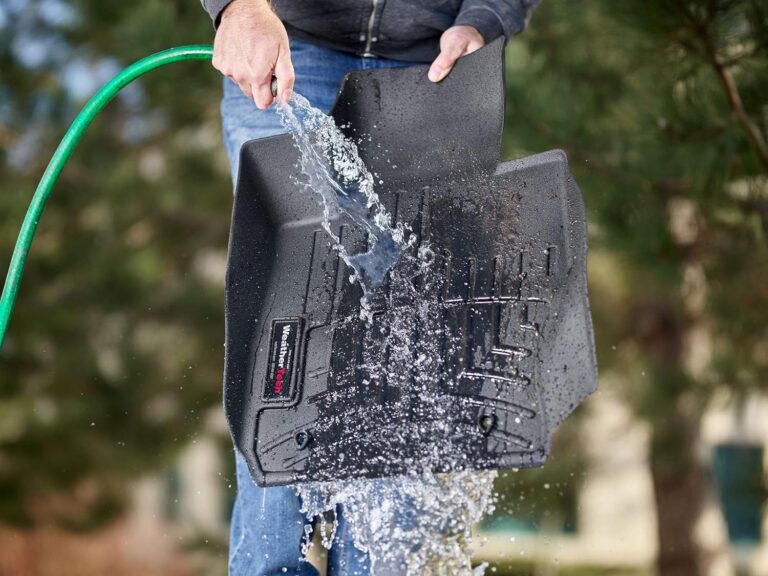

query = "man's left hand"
(428, 26), (485, 83)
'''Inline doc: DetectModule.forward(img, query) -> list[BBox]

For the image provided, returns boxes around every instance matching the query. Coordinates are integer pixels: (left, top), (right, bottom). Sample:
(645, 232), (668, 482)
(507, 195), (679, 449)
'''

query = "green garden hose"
(0, 45), (214, 350)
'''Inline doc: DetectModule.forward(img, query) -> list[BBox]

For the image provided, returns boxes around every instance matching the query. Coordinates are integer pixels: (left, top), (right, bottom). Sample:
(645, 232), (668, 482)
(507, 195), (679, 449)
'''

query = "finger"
(464, 36), (485, 55)
(235, 78), (253, 101)
(212, 51), (223, 73)
(243, 54), (277, 109)
(251, 79), (275, 110)
(274, 46), (295, 102)
(212, 51), (230, 76)
(211, 37), (225, 72)
(428, 37), (469, 82)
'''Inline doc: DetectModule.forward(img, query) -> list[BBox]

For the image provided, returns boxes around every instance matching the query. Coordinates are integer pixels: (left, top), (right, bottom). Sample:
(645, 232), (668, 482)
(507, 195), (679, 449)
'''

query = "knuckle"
(245, 69), (268, 86)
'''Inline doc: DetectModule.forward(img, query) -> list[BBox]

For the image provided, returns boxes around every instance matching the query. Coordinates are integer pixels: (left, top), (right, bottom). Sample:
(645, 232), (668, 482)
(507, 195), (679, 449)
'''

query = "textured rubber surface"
(224, 39), (597, 486)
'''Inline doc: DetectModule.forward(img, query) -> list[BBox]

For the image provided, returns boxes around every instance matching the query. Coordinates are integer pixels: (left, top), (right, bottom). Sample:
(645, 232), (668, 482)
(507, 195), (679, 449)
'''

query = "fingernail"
(281, 88), (292, 102)
(428, 67), (442, 82)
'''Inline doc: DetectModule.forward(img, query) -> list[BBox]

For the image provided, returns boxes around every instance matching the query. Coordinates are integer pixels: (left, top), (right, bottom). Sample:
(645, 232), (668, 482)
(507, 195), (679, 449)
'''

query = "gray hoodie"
(200, 0), (540, 62)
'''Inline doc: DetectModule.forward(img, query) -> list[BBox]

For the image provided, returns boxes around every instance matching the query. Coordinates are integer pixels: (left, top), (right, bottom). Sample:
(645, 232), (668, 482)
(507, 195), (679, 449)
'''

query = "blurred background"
(0, 1), (767, 575)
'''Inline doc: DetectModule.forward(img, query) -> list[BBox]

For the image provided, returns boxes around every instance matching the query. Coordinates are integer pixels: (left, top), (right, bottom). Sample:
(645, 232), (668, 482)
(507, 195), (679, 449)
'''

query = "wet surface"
(222, 38), (597, 574)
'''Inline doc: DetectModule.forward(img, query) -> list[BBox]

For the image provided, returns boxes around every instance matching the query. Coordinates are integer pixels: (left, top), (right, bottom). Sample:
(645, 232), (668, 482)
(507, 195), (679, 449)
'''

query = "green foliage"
(494, 0), (768, 547)
(1, 1), (767, 553)
(0, 0), (227, 526)
(502, 0), (768, 398)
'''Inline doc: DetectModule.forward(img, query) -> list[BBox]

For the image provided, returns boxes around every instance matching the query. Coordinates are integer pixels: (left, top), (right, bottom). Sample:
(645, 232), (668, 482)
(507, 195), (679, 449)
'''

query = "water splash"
(276, 93), (411, 312)
(299, 470), (496, 575)
(275, 93), (496, 575)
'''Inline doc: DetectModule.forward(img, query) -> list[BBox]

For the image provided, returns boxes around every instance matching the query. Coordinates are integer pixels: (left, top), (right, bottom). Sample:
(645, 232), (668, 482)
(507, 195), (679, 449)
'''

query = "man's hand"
(212, 0), (294, 109)
(428, 26), (485, 83)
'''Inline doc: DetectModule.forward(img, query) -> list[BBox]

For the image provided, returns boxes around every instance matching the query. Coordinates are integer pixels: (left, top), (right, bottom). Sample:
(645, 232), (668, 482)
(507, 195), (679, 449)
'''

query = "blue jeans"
(221, 38), (412, 576)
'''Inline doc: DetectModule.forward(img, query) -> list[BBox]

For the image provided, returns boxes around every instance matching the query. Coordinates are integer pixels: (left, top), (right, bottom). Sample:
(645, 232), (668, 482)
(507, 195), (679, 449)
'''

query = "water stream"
(275, 94), (497, 575)
(276, 93), (411, 317)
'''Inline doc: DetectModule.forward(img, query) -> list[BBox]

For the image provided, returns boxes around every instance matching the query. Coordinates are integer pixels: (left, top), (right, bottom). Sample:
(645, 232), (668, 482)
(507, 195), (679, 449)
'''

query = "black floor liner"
(224, 39), (597, 486)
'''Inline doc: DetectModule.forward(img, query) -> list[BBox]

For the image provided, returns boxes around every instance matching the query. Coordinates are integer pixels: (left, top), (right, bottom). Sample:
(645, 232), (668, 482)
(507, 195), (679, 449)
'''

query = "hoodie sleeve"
(454, 0), (541, 43)
(200, 0), (234, 27)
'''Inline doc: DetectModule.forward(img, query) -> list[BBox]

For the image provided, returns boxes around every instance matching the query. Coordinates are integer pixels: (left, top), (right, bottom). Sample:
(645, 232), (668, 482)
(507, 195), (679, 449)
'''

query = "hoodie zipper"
(362, 0), (378, 57)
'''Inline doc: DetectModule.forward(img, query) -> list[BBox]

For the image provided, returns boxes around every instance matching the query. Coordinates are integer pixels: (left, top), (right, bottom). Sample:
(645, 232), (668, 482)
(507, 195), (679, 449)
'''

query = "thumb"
(428, 36), (468, 83)
(274, 46), (295, 102)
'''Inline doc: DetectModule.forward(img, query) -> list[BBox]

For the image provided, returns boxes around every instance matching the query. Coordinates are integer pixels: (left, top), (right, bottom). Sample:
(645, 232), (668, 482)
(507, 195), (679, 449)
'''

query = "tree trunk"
(635, 261), (732, 576)
(650, 412), (709, 576)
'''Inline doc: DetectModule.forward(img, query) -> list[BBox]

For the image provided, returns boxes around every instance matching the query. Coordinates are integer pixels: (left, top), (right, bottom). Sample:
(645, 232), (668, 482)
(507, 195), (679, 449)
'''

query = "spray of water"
(276, 93), (411, 317)
(275, 93), (497, 575)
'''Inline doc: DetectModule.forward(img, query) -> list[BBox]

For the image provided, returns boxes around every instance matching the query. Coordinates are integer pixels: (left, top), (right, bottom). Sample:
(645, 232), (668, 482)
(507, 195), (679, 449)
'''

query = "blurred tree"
(0, 0), (228, 528)
(500, 1), (767, 575)
(1, 2), (767, 575)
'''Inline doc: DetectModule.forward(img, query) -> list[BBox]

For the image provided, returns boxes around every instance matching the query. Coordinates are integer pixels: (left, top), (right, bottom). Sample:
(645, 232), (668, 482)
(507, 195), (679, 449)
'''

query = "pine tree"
(500, 1), (768, 574)
(0, 0), (230, 528)
(2, 3), (767, 575)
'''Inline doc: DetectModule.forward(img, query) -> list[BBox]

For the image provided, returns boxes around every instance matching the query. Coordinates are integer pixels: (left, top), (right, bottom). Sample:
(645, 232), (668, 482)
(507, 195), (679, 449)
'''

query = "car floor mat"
(224, 38), (597, 486)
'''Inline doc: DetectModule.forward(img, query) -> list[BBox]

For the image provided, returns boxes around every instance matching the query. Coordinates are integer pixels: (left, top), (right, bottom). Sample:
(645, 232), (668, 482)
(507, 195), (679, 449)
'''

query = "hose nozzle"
(271, 76), (278, 98)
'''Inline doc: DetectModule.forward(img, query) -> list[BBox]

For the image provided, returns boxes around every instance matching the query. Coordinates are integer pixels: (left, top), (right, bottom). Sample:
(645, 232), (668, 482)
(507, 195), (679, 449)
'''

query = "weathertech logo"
(263, 319), (300, 401)
(273, 325), (291, 394)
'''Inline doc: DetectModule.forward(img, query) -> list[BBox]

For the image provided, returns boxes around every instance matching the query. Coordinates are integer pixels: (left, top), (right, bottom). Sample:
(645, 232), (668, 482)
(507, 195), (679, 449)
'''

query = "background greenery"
(0, 1), (766, 575)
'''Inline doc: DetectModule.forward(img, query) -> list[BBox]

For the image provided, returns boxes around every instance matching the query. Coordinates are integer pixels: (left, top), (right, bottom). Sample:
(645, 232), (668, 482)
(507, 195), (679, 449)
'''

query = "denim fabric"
(221, 37), (412, 183)
(221, 38), (411, 576)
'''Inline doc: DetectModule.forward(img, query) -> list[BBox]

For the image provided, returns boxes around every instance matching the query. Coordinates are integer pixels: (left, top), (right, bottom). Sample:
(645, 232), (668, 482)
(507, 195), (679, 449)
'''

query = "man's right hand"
(212, 0), (294, 109)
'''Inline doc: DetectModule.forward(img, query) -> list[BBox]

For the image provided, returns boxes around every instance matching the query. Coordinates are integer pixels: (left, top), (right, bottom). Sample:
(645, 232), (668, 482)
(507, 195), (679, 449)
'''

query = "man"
(199, 1), (540, 574)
